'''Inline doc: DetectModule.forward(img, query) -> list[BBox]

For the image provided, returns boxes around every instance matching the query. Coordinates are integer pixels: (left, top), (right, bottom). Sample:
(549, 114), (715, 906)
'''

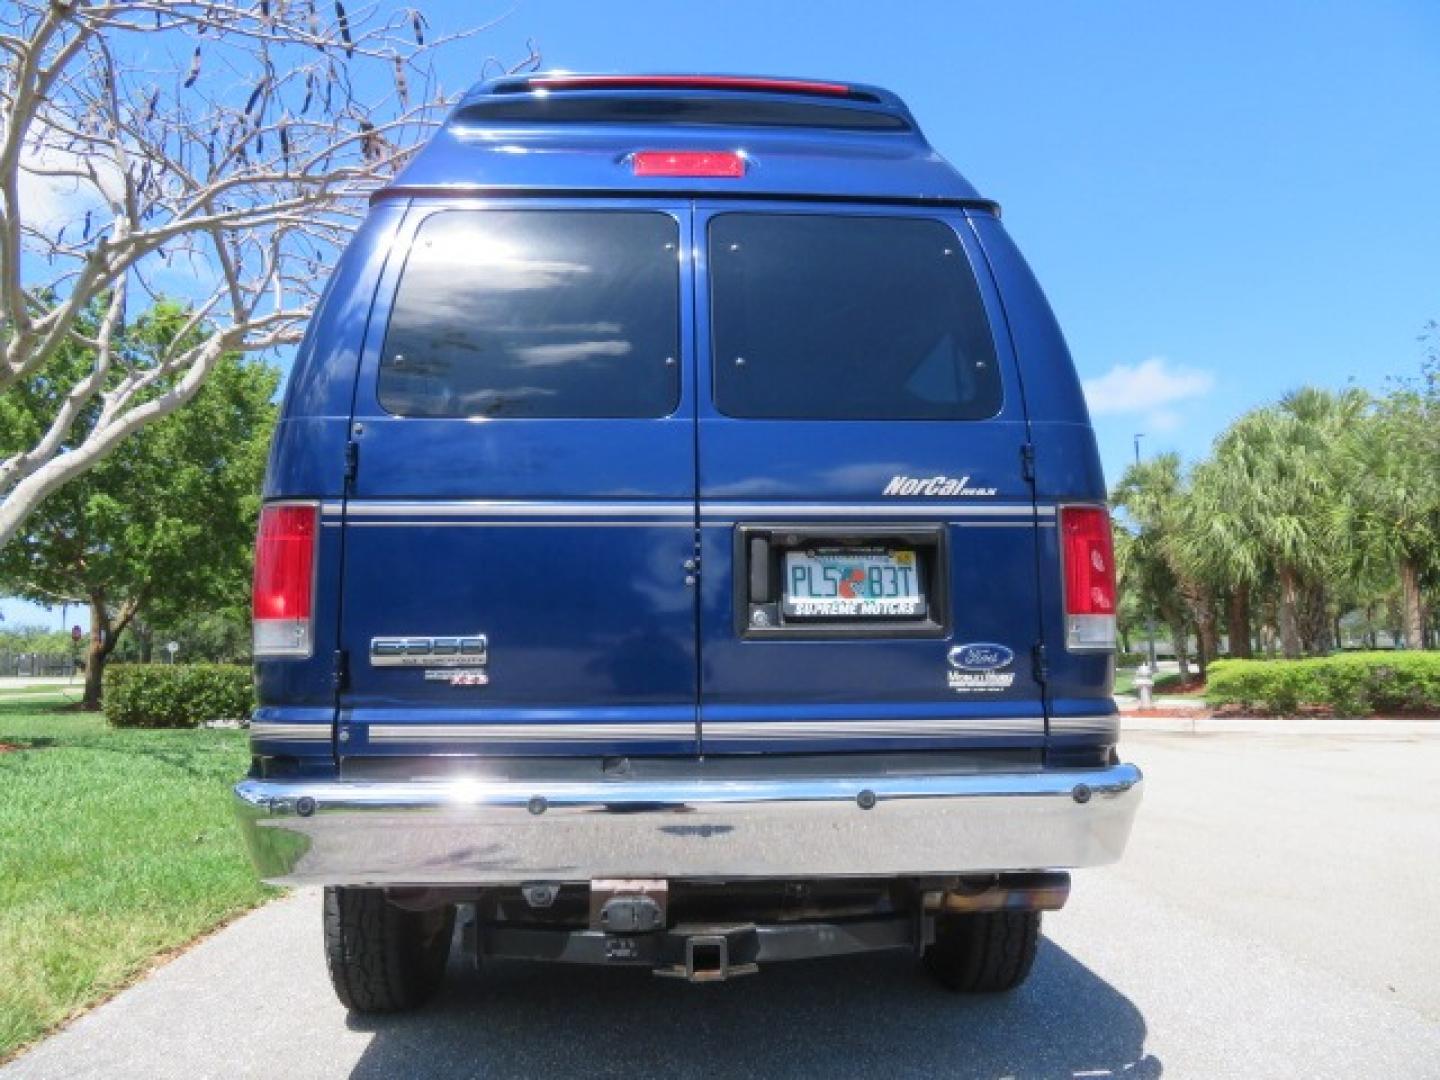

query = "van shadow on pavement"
(345, 938), (1160, 1079)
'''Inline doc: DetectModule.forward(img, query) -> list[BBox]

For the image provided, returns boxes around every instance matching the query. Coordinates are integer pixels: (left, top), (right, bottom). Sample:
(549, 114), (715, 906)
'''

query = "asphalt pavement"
(6, 722), (1440, 1079)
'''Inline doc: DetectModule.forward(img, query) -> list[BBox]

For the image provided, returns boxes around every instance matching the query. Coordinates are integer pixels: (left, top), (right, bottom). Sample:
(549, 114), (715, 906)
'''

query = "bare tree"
(0, 1), (537, 548)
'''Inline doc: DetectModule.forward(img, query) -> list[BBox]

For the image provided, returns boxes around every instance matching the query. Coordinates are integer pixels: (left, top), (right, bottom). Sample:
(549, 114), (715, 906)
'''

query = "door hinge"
(1020, 442), (1036, 482)
(343, 440), (359, 487)
(332, 649), (349, 690)
(1031, 642), (1049, 683)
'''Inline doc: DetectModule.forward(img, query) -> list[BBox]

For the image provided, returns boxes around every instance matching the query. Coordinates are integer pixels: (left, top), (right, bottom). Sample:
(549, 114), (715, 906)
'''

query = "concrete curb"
(1124, 715), (1440, 736)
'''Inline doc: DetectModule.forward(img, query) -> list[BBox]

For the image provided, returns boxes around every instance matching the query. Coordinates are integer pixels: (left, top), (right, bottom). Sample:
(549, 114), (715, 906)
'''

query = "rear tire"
(922, 910), (1040, 993)
(323, 887), (454, 1013)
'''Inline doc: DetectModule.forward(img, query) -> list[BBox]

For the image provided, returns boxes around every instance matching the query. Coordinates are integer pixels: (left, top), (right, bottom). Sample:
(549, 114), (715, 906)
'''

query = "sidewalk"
(1115, 694), (1207, 712)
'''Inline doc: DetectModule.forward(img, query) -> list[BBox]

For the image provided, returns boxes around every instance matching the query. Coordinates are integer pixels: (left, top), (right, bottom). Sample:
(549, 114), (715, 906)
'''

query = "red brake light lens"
(1060, 505), (1116, 650)
(253, 503), (317, 657)
(632, 150), (746, 178)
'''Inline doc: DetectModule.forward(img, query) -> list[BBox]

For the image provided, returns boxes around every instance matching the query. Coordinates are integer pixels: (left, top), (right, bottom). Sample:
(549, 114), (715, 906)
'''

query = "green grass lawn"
(0, 685), (83, 706)
(0, 703), (272, 1061)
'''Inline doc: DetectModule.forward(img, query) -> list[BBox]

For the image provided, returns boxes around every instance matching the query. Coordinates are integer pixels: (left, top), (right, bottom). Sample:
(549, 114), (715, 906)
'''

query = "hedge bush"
(104, 664), (255, 729)
(1207, 652), (1440, 716)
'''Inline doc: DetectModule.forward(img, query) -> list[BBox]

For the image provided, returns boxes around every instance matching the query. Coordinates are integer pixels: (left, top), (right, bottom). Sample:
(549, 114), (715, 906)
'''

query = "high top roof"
(378, 73), (992, 209)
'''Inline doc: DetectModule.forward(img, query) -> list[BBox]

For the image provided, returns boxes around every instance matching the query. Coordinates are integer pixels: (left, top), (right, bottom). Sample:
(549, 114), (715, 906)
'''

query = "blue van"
(235, 74), (1142, 1011)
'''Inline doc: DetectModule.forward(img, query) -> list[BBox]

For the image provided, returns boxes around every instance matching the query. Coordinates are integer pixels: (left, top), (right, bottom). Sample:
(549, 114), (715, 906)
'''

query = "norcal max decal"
(883, 474), (997, 497)
(947, 643), (1016, 693)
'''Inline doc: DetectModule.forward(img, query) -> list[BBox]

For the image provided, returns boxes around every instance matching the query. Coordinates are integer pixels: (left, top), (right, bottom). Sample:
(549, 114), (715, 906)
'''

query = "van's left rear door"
(335, 201), (698, 759)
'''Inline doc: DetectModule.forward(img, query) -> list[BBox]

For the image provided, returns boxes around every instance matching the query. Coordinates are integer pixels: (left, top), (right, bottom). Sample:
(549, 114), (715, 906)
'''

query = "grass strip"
(0, 704), (272, 1060)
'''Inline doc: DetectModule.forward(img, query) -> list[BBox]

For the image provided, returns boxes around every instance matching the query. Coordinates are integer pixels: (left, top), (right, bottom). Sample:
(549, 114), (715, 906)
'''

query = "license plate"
(782, 547), (925, 618)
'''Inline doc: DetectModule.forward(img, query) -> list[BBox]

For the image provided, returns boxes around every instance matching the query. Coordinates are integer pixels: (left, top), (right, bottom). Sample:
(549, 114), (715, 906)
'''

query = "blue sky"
(5, 0), (1438, 629)
(443, 0), (1436, 481)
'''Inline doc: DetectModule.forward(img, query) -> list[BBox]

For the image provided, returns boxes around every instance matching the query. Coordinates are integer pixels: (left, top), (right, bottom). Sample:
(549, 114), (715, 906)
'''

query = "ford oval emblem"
(948, 643), (1015, 671)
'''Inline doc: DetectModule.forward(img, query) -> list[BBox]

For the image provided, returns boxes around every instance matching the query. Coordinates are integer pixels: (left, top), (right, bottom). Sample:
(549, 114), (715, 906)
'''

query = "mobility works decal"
(883, 474), (997, 497)
(947, 643), (1016, 693)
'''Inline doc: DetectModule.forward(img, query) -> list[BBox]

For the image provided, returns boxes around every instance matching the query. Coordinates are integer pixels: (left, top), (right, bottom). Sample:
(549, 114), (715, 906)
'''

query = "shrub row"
(1207, 652), (1440, 716)
(104, 664), (254, 729)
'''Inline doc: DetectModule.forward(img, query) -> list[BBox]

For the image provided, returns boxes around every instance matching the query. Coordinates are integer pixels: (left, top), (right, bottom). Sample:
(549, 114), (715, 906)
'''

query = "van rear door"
(694, 206), (1046, 754)
(335, 202), (698, 759)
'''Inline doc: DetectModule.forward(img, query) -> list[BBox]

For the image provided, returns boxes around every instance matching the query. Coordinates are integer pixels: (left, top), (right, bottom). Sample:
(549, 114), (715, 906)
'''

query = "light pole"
(1132, 433), (1159, 670)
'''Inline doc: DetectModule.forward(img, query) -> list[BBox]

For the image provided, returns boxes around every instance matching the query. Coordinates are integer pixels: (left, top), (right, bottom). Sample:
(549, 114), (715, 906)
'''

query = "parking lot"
(6, 722), (1440, 1079)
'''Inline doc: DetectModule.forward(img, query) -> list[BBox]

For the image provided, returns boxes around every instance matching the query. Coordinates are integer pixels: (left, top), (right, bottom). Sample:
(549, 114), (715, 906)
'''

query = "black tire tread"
(923, 910), (1040, 993)
(323, 887), (452, 1013)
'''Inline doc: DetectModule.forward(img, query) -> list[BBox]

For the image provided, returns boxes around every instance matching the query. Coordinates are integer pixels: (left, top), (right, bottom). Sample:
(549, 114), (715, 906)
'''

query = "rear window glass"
(709, 215), (1001, 420)
(379, 211), (680, 418)
(456, 97), (909, 131)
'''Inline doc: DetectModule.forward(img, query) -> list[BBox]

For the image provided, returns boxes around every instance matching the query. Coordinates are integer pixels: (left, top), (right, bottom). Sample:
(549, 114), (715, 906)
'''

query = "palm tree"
(1112, 453), (1196, 673)
(1202, 389), (1364, 657)
(1172, 456), (1265, 658)
(1327, 390), (1440, 648)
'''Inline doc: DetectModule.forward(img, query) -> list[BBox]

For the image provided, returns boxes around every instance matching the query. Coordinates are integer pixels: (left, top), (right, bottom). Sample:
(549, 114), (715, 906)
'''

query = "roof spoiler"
(490, 74), (873, 101)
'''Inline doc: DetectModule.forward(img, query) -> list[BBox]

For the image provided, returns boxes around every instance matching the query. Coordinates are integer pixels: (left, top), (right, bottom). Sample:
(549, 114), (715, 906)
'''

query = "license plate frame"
(734, 524), (949, 641)
(781, 546), (927, 620)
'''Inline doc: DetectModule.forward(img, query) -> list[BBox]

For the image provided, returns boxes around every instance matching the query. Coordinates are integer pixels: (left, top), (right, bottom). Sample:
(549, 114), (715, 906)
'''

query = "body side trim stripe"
(368, 723), (695, 742)
(251, 722), (333, 741)
(328, 500), (693, 518)
(703, 503), (1049, 518)
(321, 500), (1051, 520)
(344, 521), (694, 528)
(1049, 716), (1121, 736)
(365, 719), (1044, 743)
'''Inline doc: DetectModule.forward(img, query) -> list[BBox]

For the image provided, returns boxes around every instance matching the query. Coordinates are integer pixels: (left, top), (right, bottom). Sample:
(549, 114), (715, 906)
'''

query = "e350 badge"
(947, 643), (1016, 693)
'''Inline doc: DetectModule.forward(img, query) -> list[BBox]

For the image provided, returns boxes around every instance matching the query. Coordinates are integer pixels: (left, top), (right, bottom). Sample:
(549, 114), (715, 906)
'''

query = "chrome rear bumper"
(233, 763), (1142, 887)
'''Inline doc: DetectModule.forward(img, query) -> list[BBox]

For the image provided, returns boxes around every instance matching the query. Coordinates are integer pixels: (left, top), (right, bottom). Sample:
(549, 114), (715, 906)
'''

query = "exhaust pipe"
(924, 871), (1071, 914)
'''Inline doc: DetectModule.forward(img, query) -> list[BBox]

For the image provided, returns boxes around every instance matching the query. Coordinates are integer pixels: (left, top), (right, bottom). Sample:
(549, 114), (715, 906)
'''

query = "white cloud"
(15, 140), (121, 237)
(1082, 357), (1214, 417)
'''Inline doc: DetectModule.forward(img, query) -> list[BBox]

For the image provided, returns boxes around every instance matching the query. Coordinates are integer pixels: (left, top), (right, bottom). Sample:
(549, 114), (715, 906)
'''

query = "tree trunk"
(1168, 615), (1191, 677)
(1277, 566), (1302, 659)
(1399, 556), (1426, 650)
(83, 594), (110, 711)
(1227, 586), (1253, 658)
(80, 591), (142, 711)
(1314, 586), (1333, 655)
(1195, 591), (1220, 676)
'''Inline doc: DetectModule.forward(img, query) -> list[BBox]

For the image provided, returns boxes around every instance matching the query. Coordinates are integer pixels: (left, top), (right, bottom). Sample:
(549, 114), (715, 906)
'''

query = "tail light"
(1060, 505), (1116, 651)
(632, 150), (746, 178)
(253, 502), (318, 658)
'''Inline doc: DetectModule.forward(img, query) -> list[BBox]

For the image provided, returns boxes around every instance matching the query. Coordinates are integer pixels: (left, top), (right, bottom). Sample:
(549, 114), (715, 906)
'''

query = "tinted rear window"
(456, 96), (908, 131)
(709, 215), (1001, 420)
(380, 211), (680, 418)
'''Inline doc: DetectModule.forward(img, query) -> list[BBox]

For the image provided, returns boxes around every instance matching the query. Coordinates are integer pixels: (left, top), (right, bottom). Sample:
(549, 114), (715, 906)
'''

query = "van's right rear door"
(694, 205), (1047, 755)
